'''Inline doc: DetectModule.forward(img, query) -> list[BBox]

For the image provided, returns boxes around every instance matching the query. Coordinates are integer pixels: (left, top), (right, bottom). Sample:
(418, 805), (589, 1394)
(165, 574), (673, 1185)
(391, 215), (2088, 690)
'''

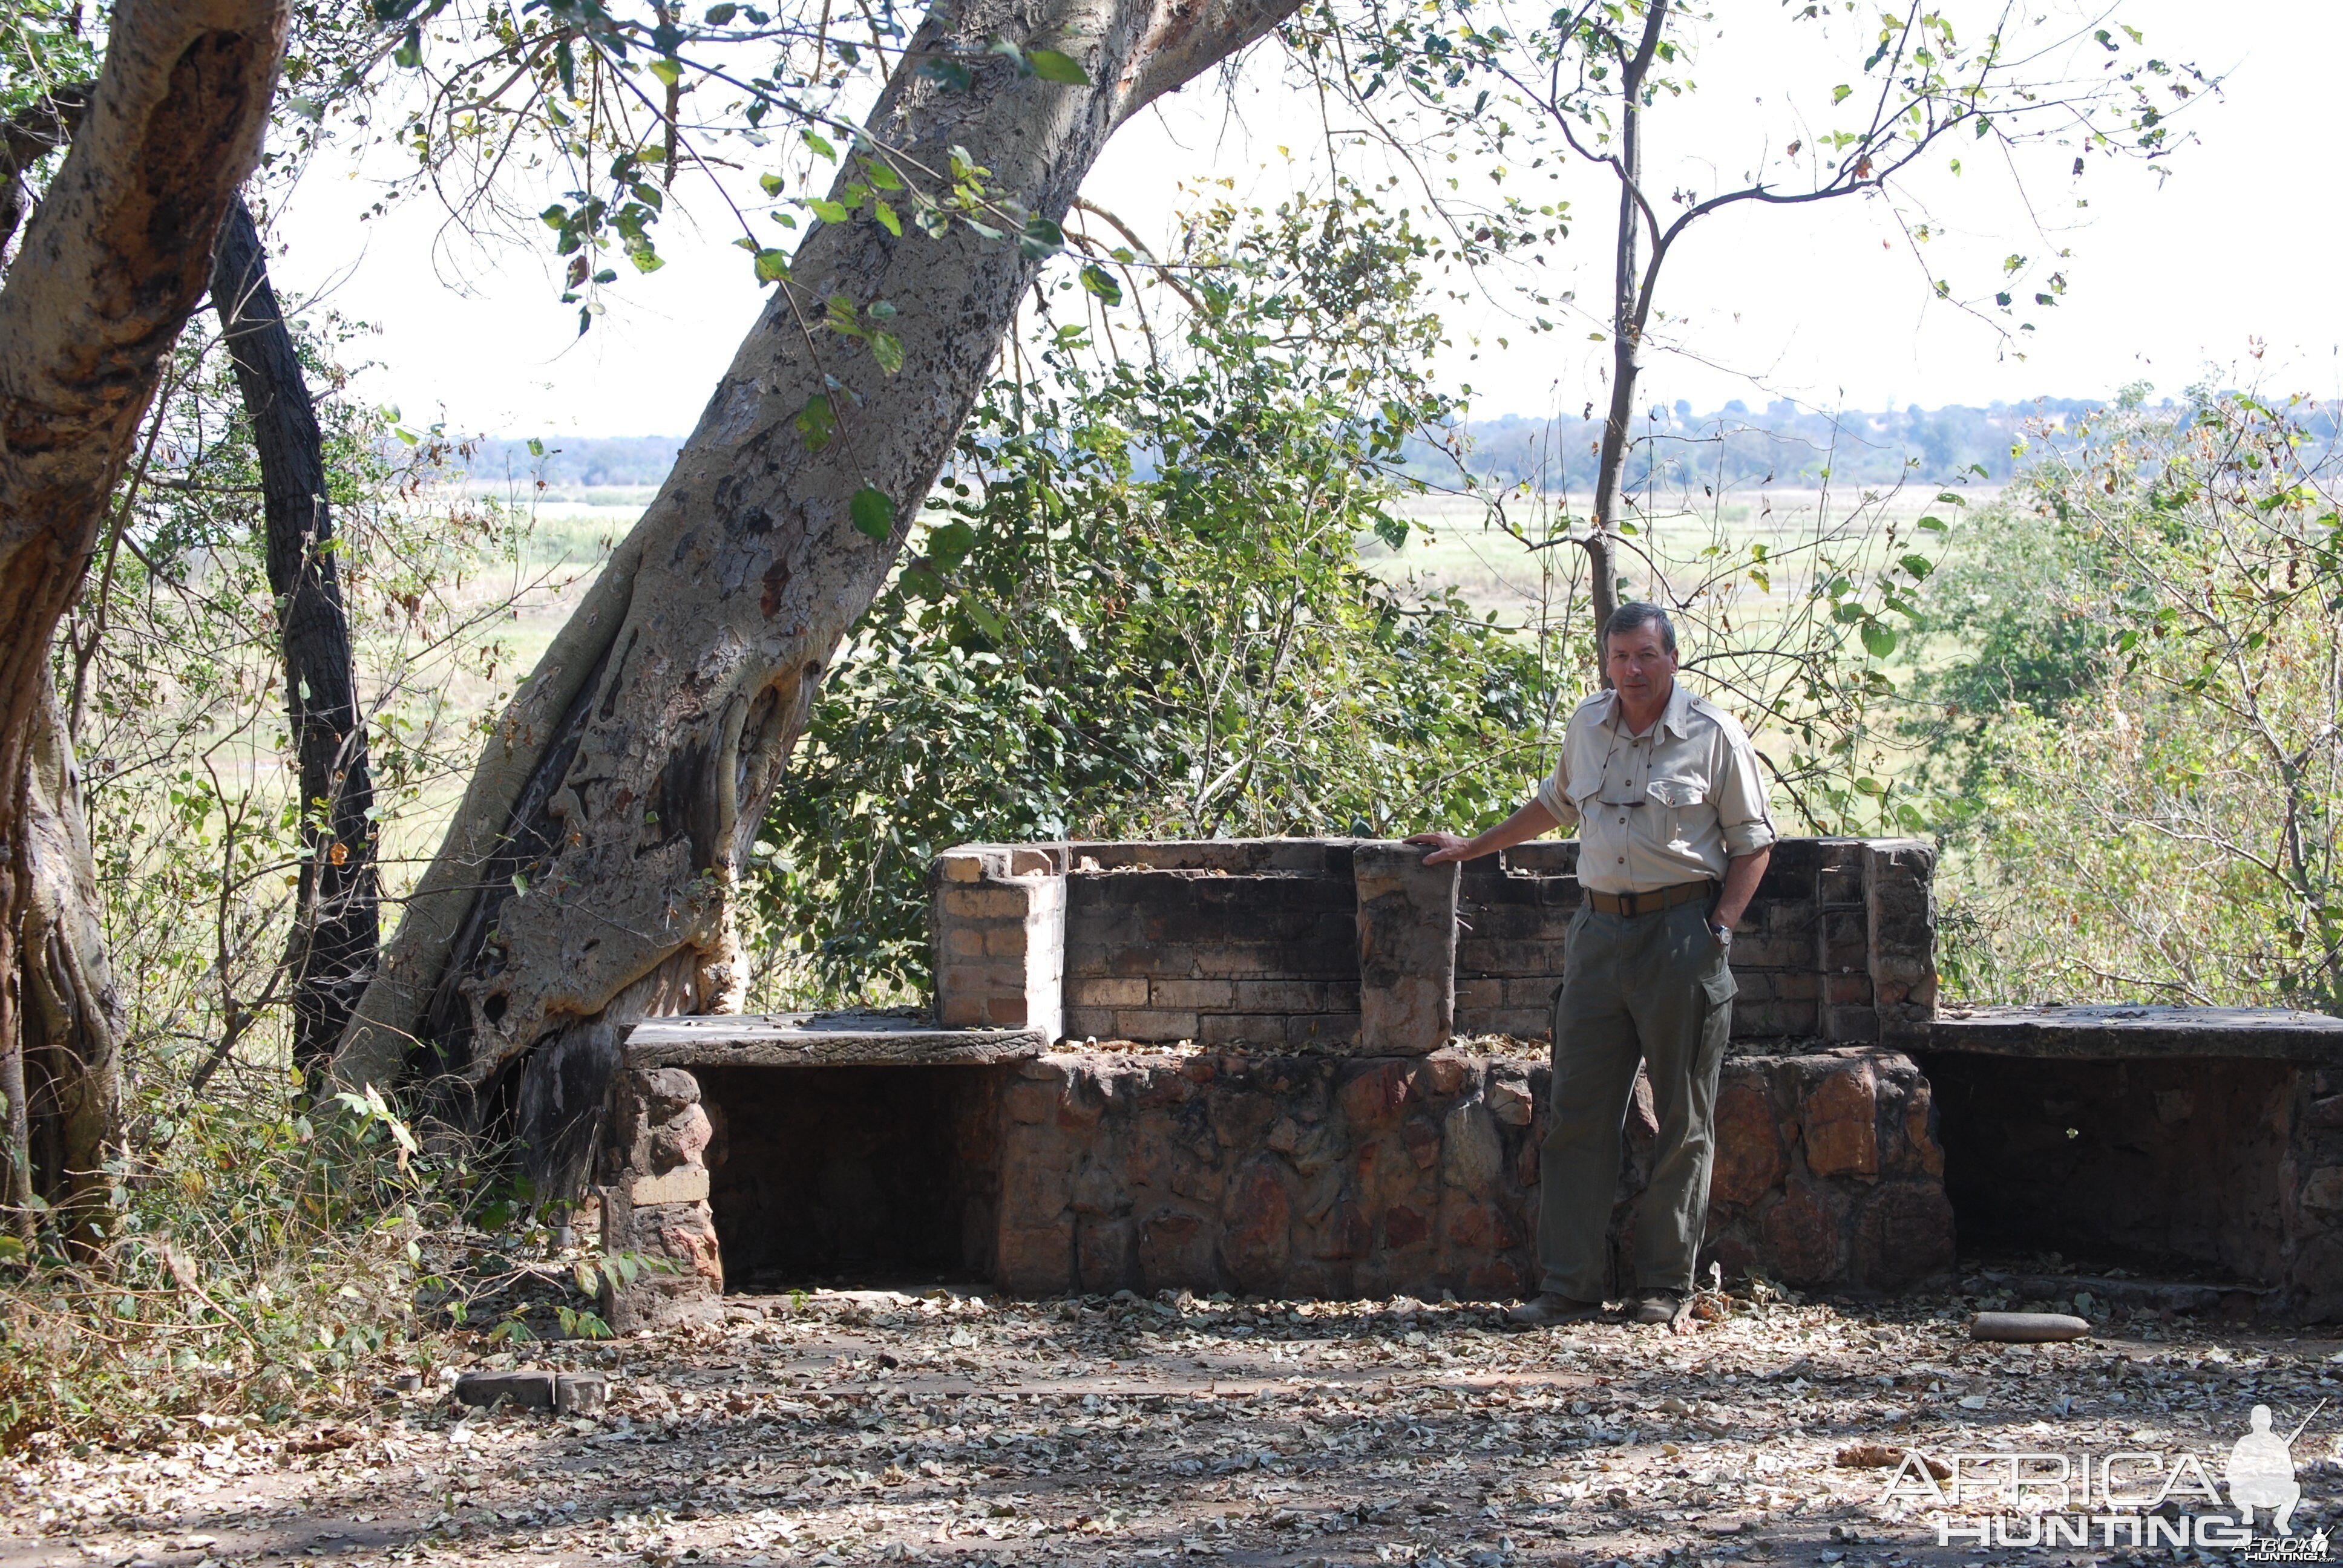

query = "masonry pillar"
(599, 1066), (723, 1331)
(1866, 838), (1938, 1045)
(932, 845), (1067, 1039)
(1354, 842), (1459, 1055)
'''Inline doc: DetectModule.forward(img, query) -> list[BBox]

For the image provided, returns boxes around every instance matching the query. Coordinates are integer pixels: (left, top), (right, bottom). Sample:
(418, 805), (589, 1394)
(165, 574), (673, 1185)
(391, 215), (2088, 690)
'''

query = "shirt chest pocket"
(1647, 774), (1710, 846)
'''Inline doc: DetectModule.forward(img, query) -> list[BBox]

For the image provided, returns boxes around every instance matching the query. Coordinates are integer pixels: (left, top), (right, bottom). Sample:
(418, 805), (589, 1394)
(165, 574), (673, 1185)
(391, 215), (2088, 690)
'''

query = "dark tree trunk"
(1584, 0), (1673, 655)
(210, 192), (379, 1071)
(0, 0), (287, 1241)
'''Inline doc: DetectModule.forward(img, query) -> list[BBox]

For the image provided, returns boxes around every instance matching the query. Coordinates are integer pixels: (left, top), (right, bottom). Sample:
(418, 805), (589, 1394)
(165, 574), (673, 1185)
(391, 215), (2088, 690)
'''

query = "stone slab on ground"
(624, 1011), (1047, 1068)
(1930, 1003), (2343, 1061)
(453, 1370), (608, 1414)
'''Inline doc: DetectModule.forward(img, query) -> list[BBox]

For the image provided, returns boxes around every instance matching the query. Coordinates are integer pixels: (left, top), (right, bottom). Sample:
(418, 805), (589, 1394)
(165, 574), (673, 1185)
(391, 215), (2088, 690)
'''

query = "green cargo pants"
(1538, 897), (1737, 1301)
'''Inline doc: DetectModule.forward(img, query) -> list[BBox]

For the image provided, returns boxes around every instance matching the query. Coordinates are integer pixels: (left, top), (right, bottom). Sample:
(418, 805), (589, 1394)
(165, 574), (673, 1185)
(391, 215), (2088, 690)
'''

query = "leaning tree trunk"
(0, 0), (287, 1241)
(330, 0), (1303, 1194)
(211, 192), (379, 1072)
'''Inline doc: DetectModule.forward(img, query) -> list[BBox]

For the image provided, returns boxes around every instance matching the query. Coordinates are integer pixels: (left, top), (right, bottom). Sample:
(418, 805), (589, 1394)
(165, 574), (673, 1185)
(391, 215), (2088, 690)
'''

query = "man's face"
(1605, 622), (1678, 702)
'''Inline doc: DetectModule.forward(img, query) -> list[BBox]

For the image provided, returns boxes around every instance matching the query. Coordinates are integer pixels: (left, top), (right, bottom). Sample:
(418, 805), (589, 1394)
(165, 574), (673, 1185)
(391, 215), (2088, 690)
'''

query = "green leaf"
(871, 199), (902, 237)
(704, 2), (737, 21)
(801, 129), (838, 162)
(1832, 83), (1852, 104)
(1026, 48), (1092, 85)
(1898, 554), (1934, 580)
(630, 246), (664, 274)
(648, 57), (682, 88)
(1916, 515), (1947, 532)
(928, 519), (978, 567)
(851, 486), (896, 540)
(871, 330), (905, 374)
(807, 197), (851, 224)
(1860, 621), (1899, 658)
(1019, 215), (1066, 259)
(758, 172), (785, 196)
(1078, 263), (1123, 305)
(795, 394), (835, 454)
(918, 57), (974, 91)
(286, 95), (324, 122)
(753, 248), (791, 283)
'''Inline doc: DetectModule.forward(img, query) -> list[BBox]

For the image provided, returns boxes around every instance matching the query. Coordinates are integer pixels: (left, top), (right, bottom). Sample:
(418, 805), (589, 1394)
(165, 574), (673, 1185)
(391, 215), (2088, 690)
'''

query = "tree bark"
(1584, 0), (1671, 647)
(211, 192), (379, 1073)
(0, 0), (287, 1238)
(16, 667), (125, 1250)
(331, 0), (1302, 1194)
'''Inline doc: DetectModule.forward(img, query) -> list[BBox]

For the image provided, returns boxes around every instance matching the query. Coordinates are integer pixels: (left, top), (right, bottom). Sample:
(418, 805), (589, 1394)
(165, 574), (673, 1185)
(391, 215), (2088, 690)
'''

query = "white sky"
(271, 0), (2339, 440)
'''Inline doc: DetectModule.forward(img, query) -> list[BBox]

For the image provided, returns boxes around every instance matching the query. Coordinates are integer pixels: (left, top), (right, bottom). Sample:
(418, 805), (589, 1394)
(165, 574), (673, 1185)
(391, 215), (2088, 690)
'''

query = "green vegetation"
(1913, 394), (2343, 1011)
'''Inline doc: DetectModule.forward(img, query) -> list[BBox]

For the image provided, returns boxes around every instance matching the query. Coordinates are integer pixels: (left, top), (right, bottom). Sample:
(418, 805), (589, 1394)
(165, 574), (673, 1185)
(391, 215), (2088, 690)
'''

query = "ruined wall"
(992, 1047), (1954, 1301)
(933, 837), (1938, 1051)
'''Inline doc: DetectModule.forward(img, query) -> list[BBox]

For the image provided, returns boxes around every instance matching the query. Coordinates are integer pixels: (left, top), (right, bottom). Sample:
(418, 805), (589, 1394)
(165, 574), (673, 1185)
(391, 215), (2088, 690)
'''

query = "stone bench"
(1922, 1004), (2343, 1324)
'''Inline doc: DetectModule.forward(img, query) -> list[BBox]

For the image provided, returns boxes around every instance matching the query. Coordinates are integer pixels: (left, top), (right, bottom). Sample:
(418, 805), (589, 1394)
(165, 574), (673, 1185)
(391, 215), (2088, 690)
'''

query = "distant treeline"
(1415, 397), (2122, 491)
(467, 396), (2330, 494)
(463, 434), (684, 489)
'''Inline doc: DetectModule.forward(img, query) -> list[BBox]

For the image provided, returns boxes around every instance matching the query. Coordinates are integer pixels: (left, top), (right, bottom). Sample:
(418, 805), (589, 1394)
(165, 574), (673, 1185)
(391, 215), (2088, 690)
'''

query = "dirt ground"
(5, 1285), (2339, 1568)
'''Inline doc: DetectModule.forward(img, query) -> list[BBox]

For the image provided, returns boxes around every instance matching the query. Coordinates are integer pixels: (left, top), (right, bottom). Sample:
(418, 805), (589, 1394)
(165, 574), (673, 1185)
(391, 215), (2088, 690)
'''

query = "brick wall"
(932, 837), (1938, 1050)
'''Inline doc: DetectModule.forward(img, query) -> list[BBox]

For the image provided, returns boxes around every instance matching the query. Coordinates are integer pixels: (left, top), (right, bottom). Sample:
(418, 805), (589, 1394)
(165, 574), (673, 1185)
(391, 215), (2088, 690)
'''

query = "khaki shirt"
(1535, 681), (1776, 895)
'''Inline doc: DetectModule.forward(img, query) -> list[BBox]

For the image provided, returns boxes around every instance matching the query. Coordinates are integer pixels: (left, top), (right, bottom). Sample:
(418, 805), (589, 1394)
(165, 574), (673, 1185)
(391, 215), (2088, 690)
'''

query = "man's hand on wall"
(1406, 831), (1474, 865)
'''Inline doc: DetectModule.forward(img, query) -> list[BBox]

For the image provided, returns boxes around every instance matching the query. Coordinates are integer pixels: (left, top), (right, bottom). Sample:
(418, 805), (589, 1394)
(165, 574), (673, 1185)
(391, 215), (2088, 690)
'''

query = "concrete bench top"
(1930, 1003), (2343, 1062)
(623, 1011), (1047, 1068)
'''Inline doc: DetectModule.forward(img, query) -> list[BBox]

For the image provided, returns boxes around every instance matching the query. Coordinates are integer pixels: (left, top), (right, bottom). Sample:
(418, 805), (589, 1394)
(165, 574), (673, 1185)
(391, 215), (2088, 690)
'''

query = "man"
(1409, 602), (1774, 1327)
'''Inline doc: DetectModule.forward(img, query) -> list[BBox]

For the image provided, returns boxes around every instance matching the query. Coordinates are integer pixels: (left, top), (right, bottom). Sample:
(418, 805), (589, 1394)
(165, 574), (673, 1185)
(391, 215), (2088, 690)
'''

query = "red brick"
(1801, 1066), (1879, 1177)
(1338, 1060), (1412, 1130)
(1851, 1181), (1955, 1288)
(997, 1218), (1076, 1292)
(1758, 1178), (1843, 1284)
(1710, 1080), (1786, 1208)
(1137, 1206), (1214, 1289)
(1219, 1157), (1294, 1290)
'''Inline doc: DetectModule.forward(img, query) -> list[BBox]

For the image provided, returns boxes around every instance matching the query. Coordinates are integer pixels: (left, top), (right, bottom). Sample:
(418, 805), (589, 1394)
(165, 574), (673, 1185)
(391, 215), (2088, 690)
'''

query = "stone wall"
(994, 1047), (1953, 1301)
(932, 836), (1938, 1051)
(603, 1042), (1957, 1325)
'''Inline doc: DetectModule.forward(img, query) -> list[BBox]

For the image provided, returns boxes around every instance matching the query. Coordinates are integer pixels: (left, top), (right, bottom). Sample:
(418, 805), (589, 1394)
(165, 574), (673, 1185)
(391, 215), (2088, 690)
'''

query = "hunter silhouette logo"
(1876, 1400), (2331, 1557)
(2228, 1403), (2309, 1535)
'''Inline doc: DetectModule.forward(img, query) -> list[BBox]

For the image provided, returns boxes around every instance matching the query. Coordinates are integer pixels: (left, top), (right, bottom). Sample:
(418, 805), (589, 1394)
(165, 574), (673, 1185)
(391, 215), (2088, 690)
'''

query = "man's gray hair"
(1604, 600), (1677, 656)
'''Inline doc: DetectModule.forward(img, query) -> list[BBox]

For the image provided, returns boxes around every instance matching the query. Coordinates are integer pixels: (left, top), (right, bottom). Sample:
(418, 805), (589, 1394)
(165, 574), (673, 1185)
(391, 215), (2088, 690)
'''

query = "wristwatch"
(1709, 920), (1733, 946)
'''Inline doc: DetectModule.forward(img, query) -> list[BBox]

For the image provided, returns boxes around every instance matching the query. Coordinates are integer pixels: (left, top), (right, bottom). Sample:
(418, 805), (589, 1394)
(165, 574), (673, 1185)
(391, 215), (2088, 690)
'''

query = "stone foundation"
(993, 1047), (1953, 1300)
(600, 1031), (1957, 1325)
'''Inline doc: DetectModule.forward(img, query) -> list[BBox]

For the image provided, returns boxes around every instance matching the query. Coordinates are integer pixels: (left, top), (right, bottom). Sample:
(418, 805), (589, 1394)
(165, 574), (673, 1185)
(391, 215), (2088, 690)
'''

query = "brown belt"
(1585, 880), (1716, 918)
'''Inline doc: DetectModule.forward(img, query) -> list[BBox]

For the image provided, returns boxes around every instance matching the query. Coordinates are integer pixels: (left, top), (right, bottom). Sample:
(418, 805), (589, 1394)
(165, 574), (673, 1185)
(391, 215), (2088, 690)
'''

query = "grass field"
(355, 473), (1988, 884)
